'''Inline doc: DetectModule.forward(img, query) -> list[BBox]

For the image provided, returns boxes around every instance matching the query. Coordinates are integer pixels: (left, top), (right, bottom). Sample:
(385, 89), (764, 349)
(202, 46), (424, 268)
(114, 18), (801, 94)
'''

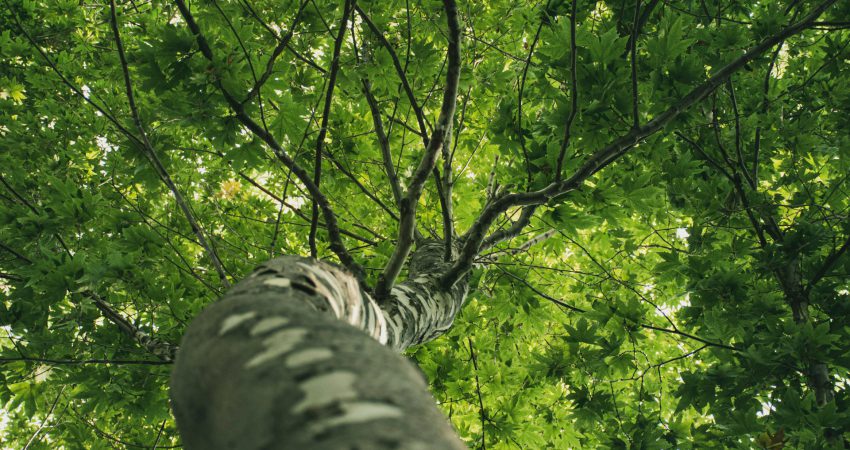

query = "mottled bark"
(171, 242), (468, 449)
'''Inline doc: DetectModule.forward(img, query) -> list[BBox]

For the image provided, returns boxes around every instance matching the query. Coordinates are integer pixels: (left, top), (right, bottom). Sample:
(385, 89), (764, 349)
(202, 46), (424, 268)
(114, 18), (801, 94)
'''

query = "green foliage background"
(1, 0), (849, 448)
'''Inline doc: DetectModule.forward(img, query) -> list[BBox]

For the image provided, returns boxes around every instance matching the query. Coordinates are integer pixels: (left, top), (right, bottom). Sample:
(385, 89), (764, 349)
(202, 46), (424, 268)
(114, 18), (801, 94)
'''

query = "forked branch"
(373, 0), (462, 299)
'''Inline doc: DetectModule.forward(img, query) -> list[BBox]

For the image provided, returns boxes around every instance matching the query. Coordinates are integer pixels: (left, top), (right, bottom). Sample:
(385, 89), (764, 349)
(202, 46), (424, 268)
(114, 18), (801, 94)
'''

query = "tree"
(1, 0), (849, 447)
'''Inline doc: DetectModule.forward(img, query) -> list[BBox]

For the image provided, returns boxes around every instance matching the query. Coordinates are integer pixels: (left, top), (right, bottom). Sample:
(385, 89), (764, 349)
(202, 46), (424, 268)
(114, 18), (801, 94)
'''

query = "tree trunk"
(170, 241), (469, 449)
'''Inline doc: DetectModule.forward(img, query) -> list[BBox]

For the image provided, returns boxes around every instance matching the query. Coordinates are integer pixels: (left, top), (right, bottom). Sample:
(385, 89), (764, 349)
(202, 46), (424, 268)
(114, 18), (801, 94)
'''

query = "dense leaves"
(1, 0), (849, 448)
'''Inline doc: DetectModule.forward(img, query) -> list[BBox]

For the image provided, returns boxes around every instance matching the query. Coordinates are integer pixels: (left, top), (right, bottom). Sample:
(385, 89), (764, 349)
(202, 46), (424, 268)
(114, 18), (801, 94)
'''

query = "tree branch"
(495, 266), (738, 351)
(442, 0), (837, 288)
(362, 79), (404, 207)
(630, 0), (641, 130)
(806, 232), (850, 291)
(356, 5), (429, 140)
(173, 0), (365, 280)
(374, 0), (462, 299)
(518, 21), (544, 185)
(555, 0), (579, 181)
(309, 0), (353, 258)
(22, 386), (65, 450)
(110, 0), (231, 288)
(242, 0), (310, 104)
(467, 337), (488, 450)
(0, 357), (171, 366)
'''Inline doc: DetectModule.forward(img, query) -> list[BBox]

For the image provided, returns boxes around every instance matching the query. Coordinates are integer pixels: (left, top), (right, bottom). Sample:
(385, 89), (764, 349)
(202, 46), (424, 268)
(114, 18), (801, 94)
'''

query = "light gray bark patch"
(245, 256), (392, 347)
(292, 371), (357, 414)
(219, 311), (257, 336)
(250, 317), (290, 336)
(263, 277), (291, 288)
(309, 401), (403, 434)
(285, 348), (333, 368)
(244, 328), (308, 368)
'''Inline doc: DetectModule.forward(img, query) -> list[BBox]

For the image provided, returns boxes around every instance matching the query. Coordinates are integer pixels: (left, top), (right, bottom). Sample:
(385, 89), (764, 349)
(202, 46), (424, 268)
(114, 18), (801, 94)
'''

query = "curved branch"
(807, 233), (850, 291)
(362, 79), (404, 207)
(242, 0), (310, 104)
(555, 0), (579, 180)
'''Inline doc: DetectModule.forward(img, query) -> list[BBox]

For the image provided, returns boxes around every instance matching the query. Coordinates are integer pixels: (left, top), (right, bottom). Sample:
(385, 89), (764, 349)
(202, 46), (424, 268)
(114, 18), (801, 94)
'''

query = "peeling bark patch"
(244, 328), (308, 369)
(292, 371), (357, 413)
(310, 401), (402, 434)
(249, 317), (290, 336)
(263, 277), (291, 288)
(218, 311), (257, 336)
(285, 348), (333, 368)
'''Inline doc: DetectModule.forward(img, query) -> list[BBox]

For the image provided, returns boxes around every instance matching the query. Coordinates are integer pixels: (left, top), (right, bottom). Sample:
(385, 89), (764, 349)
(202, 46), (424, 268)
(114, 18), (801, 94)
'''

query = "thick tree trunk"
(171, 241), (469, 449)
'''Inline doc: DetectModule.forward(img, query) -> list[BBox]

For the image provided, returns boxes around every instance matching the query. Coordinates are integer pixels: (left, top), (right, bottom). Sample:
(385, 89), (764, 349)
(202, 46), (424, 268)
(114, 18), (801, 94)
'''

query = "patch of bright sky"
(757, 401), (774, 418)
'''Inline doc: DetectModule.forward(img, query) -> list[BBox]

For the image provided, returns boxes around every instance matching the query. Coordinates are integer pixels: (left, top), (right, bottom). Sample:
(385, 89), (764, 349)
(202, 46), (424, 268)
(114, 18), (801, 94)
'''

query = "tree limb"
(442, 0), (837, 288)
(309, 0), (353, 258)
(356, 5), (429, 140)
(242, 0), (310, 104)
(374, 0), (462, 299)
(806, 232), (850, 292)
(362, 79), (404, 207)
(110, 0), (231, 288)
(173, 0), (365, 281)
(555, 0), (579, 180)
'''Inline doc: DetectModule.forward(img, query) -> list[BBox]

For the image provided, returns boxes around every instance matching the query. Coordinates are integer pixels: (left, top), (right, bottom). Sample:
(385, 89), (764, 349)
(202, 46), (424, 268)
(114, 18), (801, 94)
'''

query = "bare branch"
(0, 357), (171, 367)
(356, 5), (429, 140)
(480, 204), (538, 252)
(726, 79), (756, 188)
(494, 265), (738, 351)
(517, 21), (543, 185)
(630, 0), (641, 130)
(485, 154), (499, 200)
(22, 386), (65, 450)
(807, 233), (850, 291)
(242, 0), (310, 104)
(362, 79), (404, 207)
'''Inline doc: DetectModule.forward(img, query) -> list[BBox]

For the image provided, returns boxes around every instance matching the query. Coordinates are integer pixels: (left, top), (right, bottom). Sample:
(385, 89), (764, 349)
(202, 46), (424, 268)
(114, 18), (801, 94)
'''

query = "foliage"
(1, 0), (849, 448)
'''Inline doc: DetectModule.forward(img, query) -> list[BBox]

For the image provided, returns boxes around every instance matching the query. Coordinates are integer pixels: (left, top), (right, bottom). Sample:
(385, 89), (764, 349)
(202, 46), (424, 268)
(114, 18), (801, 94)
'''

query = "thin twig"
(22, 386), (66, 450)
(467, 337), (488, 450)
(554, 0), (578, 180)
(356, 5), (429, 139)
(0, 357), (171, 365)
(630, 0), (641, 130)
(807, 233), (850, 291)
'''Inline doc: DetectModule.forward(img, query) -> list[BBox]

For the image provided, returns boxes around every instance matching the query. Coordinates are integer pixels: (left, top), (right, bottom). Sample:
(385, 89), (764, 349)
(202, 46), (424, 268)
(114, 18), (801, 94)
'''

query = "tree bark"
(171, 241), (469, 449)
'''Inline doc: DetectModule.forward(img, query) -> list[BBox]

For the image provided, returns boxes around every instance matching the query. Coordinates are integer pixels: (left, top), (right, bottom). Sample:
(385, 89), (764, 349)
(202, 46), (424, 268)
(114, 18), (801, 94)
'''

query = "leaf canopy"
(1, 0), (850, 448)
